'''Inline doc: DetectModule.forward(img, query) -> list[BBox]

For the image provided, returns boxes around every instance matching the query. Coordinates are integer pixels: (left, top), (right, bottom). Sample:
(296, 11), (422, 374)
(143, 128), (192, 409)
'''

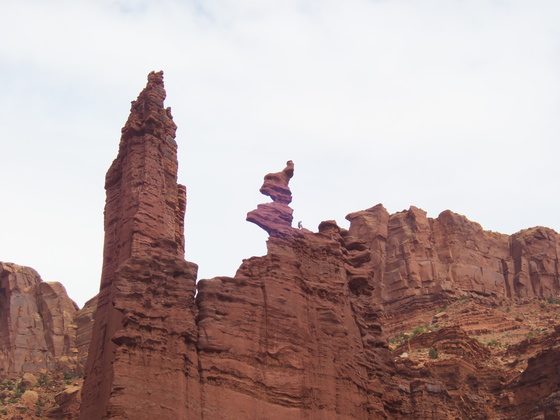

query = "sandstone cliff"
(347, 204), (560, 314)
(0, 261), (93, 376)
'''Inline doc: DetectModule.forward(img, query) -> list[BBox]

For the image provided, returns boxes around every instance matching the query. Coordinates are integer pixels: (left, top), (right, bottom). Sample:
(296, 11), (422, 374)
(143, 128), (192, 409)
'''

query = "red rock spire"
(103, 69), (186, 275)
(80, 71), (198, 419)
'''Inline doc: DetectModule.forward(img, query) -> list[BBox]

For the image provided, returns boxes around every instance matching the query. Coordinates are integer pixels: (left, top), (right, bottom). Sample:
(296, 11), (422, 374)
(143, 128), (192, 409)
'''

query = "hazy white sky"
(1, 0), (559, 307)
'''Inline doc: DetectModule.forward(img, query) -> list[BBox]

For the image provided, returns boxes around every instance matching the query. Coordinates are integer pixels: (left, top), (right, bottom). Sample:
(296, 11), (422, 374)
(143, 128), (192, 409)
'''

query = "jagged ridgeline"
(1, 71), (560, 419)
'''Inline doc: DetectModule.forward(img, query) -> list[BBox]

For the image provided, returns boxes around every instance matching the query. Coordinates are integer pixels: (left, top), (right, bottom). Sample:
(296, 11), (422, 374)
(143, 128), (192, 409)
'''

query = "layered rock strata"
(346, 204), (560, 313)
(0, 262), (80, 374)
(194, 162), (399, 418)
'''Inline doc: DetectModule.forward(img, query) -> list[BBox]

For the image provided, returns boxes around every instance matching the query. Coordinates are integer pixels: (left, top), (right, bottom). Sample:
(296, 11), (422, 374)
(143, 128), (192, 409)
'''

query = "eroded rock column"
(79, 71), (199, 420)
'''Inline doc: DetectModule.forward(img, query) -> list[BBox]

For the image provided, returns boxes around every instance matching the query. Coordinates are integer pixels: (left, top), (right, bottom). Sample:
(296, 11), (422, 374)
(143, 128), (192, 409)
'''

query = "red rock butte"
(74, 71), (560, 419)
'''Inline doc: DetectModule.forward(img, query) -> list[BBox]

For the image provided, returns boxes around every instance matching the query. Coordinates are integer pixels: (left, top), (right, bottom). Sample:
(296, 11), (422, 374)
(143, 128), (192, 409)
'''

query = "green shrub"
(389, 336), (399, 343)
(412, 326), (427, 337)
(429, 347), (439, 359)
(38, 374), (50, 386)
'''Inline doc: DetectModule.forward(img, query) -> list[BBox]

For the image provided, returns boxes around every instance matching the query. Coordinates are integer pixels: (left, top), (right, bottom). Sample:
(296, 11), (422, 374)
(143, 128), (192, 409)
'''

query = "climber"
(298, 221), (303, 229)
(329, 229), (335, 239)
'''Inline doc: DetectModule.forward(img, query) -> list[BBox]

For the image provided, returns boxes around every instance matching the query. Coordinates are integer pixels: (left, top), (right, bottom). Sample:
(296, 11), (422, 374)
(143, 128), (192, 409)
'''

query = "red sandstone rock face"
(79, 71), (199, 420)
(0, 262), (79, 374)
(347, 205), (560, 314)
(195, 163), (401, 418)
(197, 231), (395, 418)
(511, 226), (560, 299)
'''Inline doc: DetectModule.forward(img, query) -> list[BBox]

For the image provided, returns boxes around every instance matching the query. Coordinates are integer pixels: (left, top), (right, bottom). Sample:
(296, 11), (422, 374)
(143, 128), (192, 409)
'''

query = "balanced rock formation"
(79, 71), (199, 419)
(0, 262), (79, 374)
(246, 160), (295, 235)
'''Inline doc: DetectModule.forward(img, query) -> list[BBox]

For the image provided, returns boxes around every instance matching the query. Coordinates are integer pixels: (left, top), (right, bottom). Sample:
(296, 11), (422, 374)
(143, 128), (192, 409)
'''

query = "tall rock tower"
(79, 71), (199, 419)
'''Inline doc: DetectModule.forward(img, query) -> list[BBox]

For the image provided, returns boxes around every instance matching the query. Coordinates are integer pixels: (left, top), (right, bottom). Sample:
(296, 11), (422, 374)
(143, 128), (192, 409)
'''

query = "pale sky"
(1, 0), (559, 308)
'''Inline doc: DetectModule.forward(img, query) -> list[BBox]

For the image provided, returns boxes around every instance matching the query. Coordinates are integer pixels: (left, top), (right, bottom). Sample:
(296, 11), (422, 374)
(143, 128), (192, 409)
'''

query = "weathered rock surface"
(346, 205), (560, 314)
(197, 190), (397, 418)
(0, 262), (79, 375)
(21, 373), (38, 388)
(21, 389), (39, 406)
(46, 385), (83, 420)
(79, 71), (199, 420)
